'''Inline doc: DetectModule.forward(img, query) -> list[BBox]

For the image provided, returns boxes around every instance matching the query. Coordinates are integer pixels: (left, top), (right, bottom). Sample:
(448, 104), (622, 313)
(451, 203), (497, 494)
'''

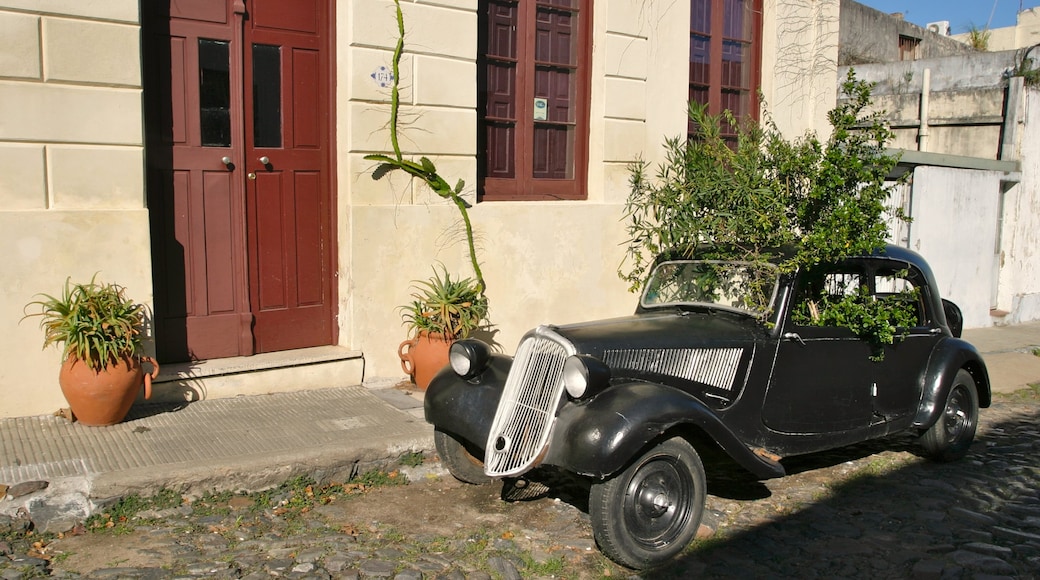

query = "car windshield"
(640, 260), (780, 317)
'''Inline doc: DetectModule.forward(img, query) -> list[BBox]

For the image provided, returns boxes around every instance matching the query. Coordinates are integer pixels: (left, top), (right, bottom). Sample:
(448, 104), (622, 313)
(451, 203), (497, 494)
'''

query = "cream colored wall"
(0, 1), (152, 418)
(761, 0), (840, 137)
(338, 0), (842, 383)
(955, 8), (1040, 51)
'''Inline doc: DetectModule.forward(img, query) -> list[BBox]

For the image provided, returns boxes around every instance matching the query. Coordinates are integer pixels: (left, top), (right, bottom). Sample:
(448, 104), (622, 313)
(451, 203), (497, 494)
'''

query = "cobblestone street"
(2, 390), (1038, 579)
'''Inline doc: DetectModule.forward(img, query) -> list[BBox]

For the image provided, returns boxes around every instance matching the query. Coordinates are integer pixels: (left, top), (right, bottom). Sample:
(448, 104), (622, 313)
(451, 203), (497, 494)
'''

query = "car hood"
(549, 309), (766, 358)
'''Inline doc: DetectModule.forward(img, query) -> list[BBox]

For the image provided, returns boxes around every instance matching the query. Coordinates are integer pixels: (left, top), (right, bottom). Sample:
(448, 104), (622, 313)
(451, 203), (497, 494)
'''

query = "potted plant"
(398, 266), (488, 390)
(23, 275), (159, 426)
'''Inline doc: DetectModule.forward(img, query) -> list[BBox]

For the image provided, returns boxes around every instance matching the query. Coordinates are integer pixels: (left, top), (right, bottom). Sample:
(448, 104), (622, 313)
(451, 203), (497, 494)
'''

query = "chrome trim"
(603, 347), (744, 391)
(484, 326), (575, 477)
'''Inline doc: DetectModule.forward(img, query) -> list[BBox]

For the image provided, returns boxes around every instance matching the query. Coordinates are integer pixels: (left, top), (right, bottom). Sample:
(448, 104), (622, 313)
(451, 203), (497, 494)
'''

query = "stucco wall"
(998, 90), (1040, 323)
(955, 8), (1040, 52)
(906, 167), (1003, 328)
(0, 1), (152, 418)
(839, 0), (975, 65)
(339, 0), (679, 382)
(761, 0), (840, 137)
(840, 52), (1019, 160)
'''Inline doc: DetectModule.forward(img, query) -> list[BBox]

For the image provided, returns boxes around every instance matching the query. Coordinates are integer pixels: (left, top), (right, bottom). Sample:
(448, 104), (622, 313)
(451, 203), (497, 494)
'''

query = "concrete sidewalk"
(963, 321), (1040, 393)
(0, 385), (433, 532)
(1, 322), (1038, 533)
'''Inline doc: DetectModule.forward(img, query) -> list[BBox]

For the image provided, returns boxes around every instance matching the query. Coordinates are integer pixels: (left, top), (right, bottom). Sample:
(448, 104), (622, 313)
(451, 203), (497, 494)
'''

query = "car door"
(865, 260), (939, 420)
(762, 263), (875, 434)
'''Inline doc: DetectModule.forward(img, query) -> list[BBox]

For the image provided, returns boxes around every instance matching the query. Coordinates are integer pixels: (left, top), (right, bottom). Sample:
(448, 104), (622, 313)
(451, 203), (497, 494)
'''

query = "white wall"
(906, 167), (1003, 328)
(997, 90), (1040, 323)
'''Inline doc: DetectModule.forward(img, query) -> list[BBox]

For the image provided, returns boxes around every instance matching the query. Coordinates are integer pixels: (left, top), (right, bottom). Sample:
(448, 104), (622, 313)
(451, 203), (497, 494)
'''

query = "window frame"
(478, 0), (593, 202)
(689, 0), (764, 140)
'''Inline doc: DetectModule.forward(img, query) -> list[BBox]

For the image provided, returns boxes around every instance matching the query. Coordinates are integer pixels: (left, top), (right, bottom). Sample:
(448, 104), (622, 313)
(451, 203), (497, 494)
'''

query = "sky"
(857, 0), (1040, 34)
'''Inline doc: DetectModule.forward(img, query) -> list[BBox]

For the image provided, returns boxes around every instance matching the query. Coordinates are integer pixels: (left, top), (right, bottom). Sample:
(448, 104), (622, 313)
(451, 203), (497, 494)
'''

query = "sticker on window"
(533, 98), (548, 121)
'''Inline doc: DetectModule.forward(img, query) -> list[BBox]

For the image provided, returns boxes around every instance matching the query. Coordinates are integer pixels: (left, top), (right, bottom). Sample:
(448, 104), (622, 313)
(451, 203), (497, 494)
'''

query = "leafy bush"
(620, 71), (908, 350)
(400, 265), (489, 339)
(23, 275), (145, 372)
(621, 70), (903, 295)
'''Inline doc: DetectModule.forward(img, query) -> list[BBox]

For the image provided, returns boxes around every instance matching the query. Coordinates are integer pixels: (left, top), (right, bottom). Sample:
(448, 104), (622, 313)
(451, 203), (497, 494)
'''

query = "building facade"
(0, 0), (841, 418)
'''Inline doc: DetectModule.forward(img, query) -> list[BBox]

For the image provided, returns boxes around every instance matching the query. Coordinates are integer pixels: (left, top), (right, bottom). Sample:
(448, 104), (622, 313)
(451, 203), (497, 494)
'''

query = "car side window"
(873, 265), (927, 328)
(790, 261), (926, 330)
(790, 265), (864, 328)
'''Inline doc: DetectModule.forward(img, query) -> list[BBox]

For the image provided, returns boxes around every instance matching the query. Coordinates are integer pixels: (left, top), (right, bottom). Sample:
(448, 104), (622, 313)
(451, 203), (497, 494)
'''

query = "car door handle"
(783, 332), (806, 346)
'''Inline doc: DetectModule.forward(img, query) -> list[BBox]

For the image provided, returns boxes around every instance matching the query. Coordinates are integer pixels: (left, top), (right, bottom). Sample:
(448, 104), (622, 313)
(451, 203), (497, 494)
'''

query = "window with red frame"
(689, 0), (763, 141)
(478, 0), (592, 201)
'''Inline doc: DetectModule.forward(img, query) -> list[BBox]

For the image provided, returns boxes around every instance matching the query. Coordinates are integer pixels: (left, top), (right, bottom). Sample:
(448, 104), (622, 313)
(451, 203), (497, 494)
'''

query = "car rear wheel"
(434, 429), (491, 484)
(589, 437), (706, 569)
(921, 369), (979, 462)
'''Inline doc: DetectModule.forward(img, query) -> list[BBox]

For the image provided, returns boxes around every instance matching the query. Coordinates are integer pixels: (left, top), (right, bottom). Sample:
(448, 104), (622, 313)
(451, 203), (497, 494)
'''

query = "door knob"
(221, 156), (233, 168)
(258, 156), (270, 165)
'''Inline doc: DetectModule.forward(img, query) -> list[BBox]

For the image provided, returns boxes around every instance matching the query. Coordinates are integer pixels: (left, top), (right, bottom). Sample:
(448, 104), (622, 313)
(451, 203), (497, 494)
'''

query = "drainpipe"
(917, 68), (930, 152)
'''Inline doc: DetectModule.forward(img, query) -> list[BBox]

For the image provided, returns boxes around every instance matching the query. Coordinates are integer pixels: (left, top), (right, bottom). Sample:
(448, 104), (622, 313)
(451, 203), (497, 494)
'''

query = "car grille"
(484, 326), (575, 477)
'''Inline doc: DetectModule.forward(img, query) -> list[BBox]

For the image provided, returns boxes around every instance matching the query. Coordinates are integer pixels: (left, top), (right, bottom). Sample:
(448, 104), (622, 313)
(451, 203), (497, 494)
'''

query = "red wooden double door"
(144, 0), (335, 362)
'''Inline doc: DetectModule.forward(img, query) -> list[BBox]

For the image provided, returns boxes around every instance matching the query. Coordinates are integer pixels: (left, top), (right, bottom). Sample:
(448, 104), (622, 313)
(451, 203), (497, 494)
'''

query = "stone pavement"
(0, 322), (1038, 536)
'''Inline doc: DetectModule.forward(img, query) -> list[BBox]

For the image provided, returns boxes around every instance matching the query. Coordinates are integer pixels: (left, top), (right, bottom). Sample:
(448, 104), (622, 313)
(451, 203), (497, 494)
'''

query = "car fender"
(913, 337), (991, 430)
(423, 355), (510, 452)
(543, 382), (785, 480)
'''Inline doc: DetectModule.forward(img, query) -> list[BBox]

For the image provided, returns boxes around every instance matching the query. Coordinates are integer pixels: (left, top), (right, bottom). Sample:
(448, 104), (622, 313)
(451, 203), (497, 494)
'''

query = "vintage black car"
(424, 244), (990, 569)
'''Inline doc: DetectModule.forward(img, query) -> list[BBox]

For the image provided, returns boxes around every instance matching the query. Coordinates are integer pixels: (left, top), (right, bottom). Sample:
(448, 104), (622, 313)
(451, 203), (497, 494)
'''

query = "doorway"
(143, 0), (336, 362)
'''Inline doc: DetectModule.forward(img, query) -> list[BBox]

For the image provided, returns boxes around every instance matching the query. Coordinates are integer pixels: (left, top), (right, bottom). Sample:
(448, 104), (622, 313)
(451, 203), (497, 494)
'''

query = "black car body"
(425, 244), (990, 569)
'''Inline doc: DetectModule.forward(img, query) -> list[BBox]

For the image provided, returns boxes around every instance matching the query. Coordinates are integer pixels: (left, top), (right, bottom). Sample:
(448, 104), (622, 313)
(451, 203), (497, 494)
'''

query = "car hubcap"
(943, 386), (969, 443)
(624, 456), (694, 548)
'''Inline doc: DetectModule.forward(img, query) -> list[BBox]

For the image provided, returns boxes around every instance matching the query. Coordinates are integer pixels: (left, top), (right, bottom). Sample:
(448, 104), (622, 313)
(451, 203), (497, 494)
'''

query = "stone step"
(145, 345), (364, 405)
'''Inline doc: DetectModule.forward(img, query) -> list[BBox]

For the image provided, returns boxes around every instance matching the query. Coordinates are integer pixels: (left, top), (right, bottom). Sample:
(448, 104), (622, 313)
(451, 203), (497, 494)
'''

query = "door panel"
(764, 329), (875, 434)
(146, 2), (252, 362)
(244, 0), (333, 354)
(145, 0), (334, 361)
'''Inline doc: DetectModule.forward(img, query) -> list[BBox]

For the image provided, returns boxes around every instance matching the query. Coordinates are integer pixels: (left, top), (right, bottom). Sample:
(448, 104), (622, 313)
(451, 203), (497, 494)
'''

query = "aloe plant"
(400, 266), (488, 340)
(23, 275), (145, 372)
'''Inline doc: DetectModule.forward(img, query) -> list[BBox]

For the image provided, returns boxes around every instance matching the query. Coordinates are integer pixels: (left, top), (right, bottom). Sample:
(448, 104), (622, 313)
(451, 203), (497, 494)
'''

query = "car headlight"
(450, 339), (491, 380)
(563, 355), (610, 399)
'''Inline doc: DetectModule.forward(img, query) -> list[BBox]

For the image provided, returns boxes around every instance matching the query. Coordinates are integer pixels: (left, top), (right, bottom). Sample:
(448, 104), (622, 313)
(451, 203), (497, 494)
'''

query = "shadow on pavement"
(652, 403), (1040, 578)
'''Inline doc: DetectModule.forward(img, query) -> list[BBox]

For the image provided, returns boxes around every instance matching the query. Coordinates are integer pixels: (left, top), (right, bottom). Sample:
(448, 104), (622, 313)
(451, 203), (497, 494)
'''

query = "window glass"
(792, 264), (925, 329)
(199, 39), (231, 147)
(689, 0), (761, 140)
(483, 0), (519, 179)
(252, 43), (282, 148)
(479, 0), (590, 199)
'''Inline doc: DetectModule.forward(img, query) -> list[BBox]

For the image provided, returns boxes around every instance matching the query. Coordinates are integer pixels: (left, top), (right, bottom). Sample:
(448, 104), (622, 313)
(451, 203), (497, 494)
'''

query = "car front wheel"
(921, 369), (979, 462)
(589, 436), (706, 569)
(434, 429), (491, 484)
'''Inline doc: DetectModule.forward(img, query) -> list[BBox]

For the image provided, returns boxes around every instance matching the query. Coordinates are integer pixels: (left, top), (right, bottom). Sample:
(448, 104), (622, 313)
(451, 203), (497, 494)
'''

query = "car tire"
(589, 436), (706, 570)
(921, 369), (979, 462)
(434, 429), (491, 485)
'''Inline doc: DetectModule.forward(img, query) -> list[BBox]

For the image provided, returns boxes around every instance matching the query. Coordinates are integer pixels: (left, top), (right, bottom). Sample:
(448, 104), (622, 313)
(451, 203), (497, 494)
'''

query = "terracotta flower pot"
(398, 332), (452, 390)
(58, 355), (159, 426)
